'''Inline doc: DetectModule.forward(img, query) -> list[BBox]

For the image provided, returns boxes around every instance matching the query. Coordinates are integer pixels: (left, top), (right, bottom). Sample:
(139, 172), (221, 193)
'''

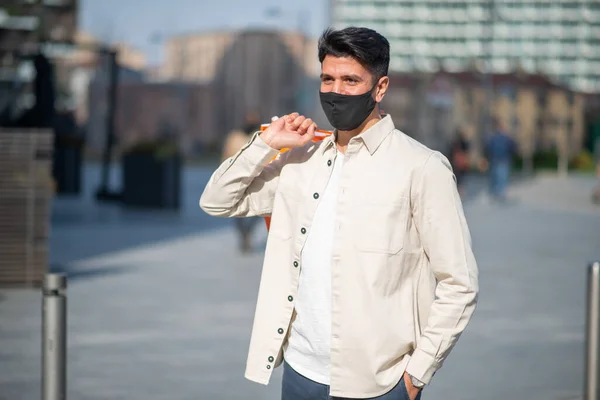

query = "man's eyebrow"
(341, 74), (363, 81)
(319, 73), (364, 81)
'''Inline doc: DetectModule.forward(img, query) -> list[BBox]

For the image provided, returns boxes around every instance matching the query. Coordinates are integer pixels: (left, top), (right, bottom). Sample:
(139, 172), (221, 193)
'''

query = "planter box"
(122, 153), (181, 209)
(0, 129), (54, 288)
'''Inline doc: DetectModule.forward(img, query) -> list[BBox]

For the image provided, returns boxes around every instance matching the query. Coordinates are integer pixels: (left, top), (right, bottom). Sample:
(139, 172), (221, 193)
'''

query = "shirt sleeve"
(405, 151), (479, 384)
(200, 131), (287, 218)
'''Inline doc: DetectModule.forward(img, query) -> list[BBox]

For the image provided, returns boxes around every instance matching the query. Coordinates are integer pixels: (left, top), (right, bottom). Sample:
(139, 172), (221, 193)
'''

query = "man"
(221, 112), (263, 252)
(449, 128), (471, 197)
(485, 120), (516, 202)
(201, 27), (478, 400)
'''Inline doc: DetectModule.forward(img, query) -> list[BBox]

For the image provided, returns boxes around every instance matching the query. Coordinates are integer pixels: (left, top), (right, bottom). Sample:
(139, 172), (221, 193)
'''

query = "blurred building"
(116, 28), (330, 154)
(158, 29), (328, 132)
(56, 31), (148, 126)
(108, 82), (216, 156)
(383, 71), (586, 161)
(66, 32), (147, 72)
(332, 0), (600, 94)
(209, 30), (324, 135)
(84, 81), (219, 158)
(159, 29), (320, 82)
(0, 0), (77, 58)
(0, 0), (78, 124)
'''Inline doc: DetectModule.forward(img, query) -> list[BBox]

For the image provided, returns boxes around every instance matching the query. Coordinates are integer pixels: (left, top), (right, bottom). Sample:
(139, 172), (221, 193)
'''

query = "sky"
(79, 0), (331, 65)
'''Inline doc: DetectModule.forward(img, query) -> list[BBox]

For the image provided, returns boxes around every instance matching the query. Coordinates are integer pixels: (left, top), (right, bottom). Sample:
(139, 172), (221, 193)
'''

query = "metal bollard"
(42, 274), (67, 400)
(585, 262), (600, 400)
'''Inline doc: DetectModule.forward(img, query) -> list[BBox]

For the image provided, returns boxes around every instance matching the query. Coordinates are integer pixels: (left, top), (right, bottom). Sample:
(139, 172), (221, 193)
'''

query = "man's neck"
(336, 109), (382, 153)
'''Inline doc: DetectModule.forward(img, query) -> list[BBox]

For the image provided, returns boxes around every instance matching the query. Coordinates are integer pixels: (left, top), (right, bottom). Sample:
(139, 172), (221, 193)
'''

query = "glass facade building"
(332, 0), (600, 93)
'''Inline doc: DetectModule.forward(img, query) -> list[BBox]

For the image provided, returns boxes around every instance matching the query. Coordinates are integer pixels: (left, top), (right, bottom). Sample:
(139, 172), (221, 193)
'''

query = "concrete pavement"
(0, 164), (598, 399)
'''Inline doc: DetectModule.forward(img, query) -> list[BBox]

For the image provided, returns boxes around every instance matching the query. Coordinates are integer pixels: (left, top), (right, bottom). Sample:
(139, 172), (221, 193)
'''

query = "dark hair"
(318, 27), (390, 82)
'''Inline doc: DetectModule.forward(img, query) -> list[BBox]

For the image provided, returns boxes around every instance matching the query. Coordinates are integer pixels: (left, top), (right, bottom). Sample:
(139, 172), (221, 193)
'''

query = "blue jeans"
(281, 361), (422, 400)
(489, 160), (510, 200)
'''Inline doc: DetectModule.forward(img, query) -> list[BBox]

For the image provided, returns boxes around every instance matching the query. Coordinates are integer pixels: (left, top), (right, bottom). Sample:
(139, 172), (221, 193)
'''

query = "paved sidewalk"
(0, 165), (598, 399)
(507, 172), (600, 216)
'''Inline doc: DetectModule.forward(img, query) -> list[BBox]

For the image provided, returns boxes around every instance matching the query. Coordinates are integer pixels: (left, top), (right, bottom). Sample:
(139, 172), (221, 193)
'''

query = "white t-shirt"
(284, 152), (344, 384)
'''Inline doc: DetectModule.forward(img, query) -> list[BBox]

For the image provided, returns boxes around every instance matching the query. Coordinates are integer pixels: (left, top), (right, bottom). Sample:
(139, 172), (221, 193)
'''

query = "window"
(522, 58), (535, 73)
(524, 41), (536, 56)
(423, 58), (438, 73)
(468, 5), (484, 20)
(444, 58), (462, 72)
(493, 58), (510, 72)
(523, 24), (536, 37)
(493, 41), (506, 56)
(551, 24), (562, 39)
(467, 40), (481, 55)
(524, 6), (536, 20)
(550, 5), (562, 21)
(563, 42), (577, 58)
(415, 41), (429, 55)
(452, 9), (466, 22)
(559, 61), (572, 75)
(496, 23), (509, 39)
(582, 6), (594, 23)
(414, 6), (430, 20)
(465, 24), (482, 38)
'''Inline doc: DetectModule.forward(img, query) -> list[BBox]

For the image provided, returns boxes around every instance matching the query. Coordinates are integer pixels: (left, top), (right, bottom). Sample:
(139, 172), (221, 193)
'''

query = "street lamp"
(95, 45), (120, 202)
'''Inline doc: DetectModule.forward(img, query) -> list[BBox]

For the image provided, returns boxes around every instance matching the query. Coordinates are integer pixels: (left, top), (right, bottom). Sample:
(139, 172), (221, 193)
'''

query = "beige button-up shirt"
(200, 115), (478, 398)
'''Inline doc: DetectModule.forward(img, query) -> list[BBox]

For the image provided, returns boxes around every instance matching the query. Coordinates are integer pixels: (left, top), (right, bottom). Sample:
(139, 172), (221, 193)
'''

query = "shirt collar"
(320, 115), (395, 155)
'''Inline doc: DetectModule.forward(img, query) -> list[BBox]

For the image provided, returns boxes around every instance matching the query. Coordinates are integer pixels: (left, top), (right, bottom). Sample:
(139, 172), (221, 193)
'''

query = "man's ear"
(375, 76), (389, 102)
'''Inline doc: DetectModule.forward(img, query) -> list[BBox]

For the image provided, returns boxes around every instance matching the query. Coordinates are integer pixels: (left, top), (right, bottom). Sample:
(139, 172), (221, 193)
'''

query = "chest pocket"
(351, 202), (407, 255)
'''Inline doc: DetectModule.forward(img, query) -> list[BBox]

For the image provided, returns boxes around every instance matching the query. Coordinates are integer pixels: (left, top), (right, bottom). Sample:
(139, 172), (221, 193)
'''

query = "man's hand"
(260, 113), (317, 151)
(403, 373), (422, 400)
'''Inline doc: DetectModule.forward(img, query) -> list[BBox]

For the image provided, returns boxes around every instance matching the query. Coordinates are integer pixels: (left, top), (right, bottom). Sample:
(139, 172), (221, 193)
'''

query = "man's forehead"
(321, 55), (369, 75)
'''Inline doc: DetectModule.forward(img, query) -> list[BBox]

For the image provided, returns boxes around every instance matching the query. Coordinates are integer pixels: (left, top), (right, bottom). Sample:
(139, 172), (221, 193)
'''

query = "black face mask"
(319, 86), (377, 131)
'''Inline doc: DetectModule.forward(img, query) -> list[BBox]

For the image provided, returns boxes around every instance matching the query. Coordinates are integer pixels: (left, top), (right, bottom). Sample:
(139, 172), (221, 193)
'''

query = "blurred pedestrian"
(221, 113), (263, 252)
(449, 128), (471, 197)
(202, 27), (478, 400)
(485, 120), (517, 202)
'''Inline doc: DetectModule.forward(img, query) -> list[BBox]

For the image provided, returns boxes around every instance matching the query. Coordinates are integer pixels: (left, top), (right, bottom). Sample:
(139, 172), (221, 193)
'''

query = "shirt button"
(288, 295), (293, 302)
(293, 261), (299, 268)
(301, 227), (306, 234)
(266, 365), (271, 369)
(278, 328), (284, 334)
(327, 160), (332, 166)
(268, 356), (274, 362)
(313, 193), (319, 199)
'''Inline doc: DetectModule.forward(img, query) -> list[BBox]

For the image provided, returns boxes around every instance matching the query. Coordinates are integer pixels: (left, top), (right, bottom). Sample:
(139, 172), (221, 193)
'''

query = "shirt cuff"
(407, 374), (426, 388)
(405, 347), (439, 385)
(236, 131), (280, 166)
